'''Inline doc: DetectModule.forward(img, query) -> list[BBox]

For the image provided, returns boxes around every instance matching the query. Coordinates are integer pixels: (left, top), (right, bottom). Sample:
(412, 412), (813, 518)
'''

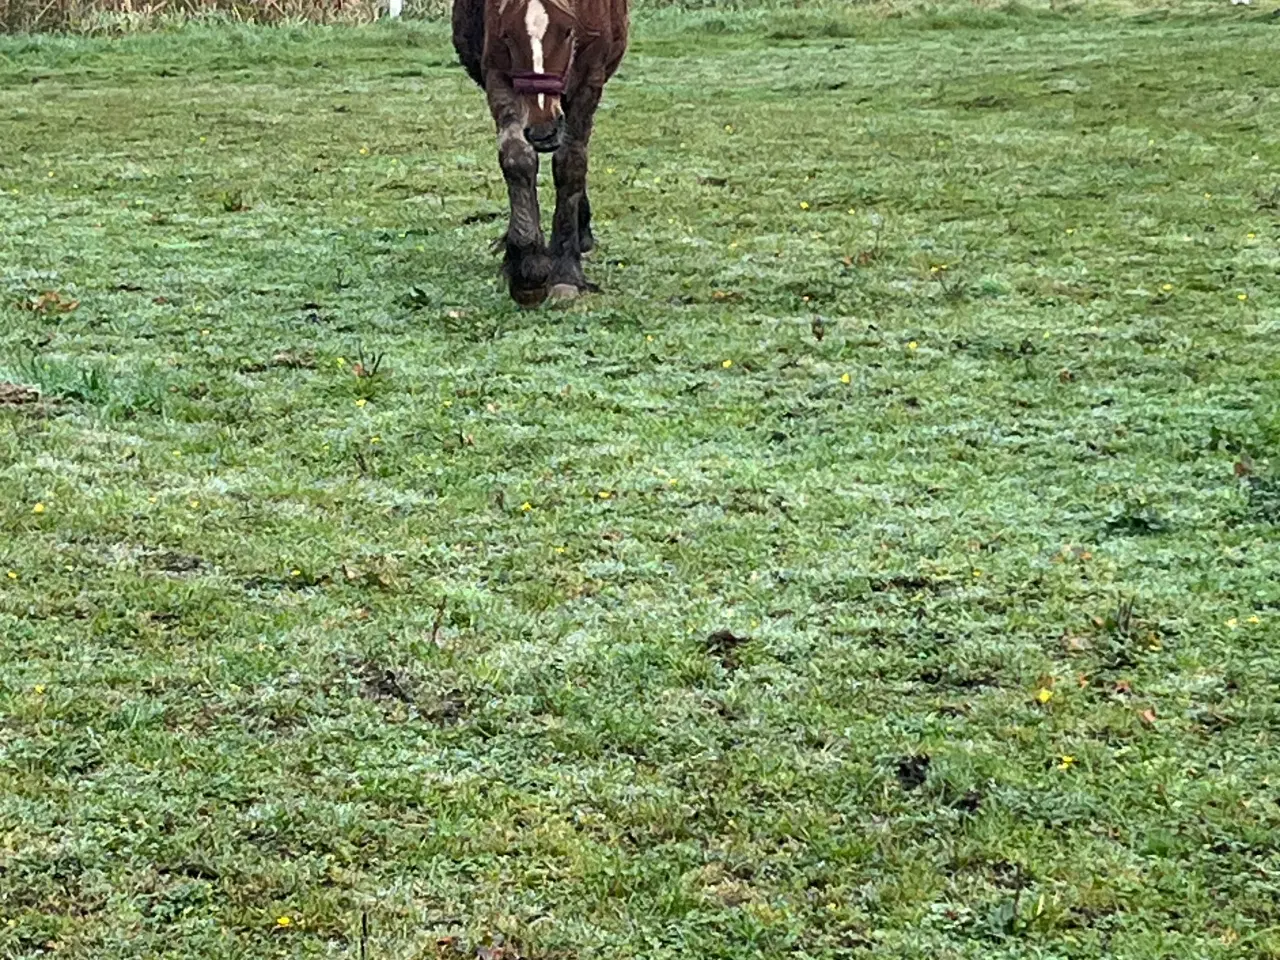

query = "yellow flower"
(553, 546), (566, 554)
(336, 357), (346, 367)
(907, 341), (919, 351)
(1037, 687), (1054, 704)
(291, 569), (301, 576)
(369, 435), (381, 444)
(840, 373), (851, 384)
(1065, 228), (1075, 235)
(1161, 283), (1173, 292)
(646, 334), (654, 342)
(520, 502), (533, 512)
(48, 171), (55, 178)
(847, 208), (856, 215)
(189, 499), (200, 509)
(598, 490), (612, 499)
(32, 502), (46, 514)
(1237, 293), (1248, 301)
(1247, 232), (1256, 240)
(276, 916), (293, 928)
(359, 146), (369, 155)
(355, 398), (367, 407)
(799, 201), (810, 211)
(668, 478), (678, 486)
(1226, 617), (1239, 629)
(34, 684), (46, 695)
(1246, 615), (1260, 624)
(1203, 192), (1212, 199)
(6, 571), (16, 580)
(724, 124), (733, 133)
(606, 167), (615, 174)
(200, 328), (210, 336)
(1057, 755), (1075, 770)
(722, 359), (733, 369)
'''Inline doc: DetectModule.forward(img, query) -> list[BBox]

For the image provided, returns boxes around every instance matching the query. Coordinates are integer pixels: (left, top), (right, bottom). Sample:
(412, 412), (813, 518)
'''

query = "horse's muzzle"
(525, 118), (564, 153)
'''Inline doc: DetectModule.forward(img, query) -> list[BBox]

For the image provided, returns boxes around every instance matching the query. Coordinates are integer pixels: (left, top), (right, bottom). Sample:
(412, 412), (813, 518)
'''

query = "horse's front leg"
(548, 86), (601, 298)
(496, 117), (552, 306)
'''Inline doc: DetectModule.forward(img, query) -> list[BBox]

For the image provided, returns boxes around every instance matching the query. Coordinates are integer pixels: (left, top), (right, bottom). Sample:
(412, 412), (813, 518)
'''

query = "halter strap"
(511, 71), (566, 95)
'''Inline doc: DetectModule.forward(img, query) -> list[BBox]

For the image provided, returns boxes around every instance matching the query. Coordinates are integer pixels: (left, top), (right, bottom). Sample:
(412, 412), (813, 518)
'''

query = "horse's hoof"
(511, 285), (548, 308)
(548, 283), (580, 302)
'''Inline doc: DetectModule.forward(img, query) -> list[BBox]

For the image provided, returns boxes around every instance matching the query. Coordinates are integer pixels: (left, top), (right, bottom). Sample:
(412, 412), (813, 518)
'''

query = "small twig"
(360, 910), (369, 960)
(431, 596), (447, 645)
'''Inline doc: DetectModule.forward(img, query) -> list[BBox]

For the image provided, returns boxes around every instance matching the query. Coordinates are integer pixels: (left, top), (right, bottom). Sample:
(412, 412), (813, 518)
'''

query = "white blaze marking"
(525, 0), (549, 110)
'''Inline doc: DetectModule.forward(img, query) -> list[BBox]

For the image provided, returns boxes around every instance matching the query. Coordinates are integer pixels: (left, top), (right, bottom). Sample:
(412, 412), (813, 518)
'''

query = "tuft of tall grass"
(1, 0), (1233, 35)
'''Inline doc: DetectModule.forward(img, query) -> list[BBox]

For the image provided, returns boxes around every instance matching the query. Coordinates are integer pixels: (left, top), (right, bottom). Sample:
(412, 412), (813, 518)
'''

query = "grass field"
(2, 4), (1280, 957)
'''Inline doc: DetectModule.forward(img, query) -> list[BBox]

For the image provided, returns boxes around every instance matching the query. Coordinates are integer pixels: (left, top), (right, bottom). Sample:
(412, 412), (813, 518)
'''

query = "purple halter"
(511, 71), (566, 96)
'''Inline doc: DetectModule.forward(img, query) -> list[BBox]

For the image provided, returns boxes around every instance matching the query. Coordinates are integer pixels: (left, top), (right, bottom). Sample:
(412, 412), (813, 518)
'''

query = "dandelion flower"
(34, 684), (46, 695)
(724, 124), (733, 133)
(1204, 192), (1212, 199)
(355, 398), (367, 407)
(606, 167), (615, 174)
(799, 201), (810, 211)
(520, 502), (533, 512)
(336, 357), (346, 367)
(598, 490), (612, 499)
(32, 503), (46, 514)
(276, 916), (293, 928)
(1037, 687), (1054, 704)
(1065, 228), (1075, 235)
(1237, 293), (1248, 301)
(840, 373), (851, 384)
(1161, 283), (1173, 292)
(291, 569), (301, 576)
(1226, 617), (1239, 628)
(359, 146), (369, 155)
(907, 341), (919, 351)
(6, 571), (16, 580)
(554, 546), (566, 553)
(1247, 615), (1260, 624)
(1247, 232), (1256, 240)
(722, 359), (733, 369)
(668, 478), (678, 486)
(1057, 755), (1075, 770)
(189, 499), (200, 509)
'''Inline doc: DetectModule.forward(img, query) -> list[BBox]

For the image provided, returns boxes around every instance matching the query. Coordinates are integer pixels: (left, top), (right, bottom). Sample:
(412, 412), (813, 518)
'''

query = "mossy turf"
(2, 6), (1279, 958)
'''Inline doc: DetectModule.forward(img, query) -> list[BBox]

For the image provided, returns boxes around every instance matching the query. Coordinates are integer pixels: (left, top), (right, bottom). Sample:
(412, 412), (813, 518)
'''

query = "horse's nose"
(524, 119), (564, 152)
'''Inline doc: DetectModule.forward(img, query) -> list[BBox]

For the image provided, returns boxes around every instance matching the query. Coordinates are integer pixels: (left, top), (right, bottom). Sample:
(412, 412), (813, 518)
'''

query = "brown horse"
(452, 0), (628, 305)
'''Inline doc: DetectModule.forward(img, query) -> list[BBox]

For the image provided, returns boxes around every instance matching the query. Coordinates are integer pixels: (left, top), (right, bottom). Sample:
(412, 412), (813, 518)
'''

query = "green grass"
(2, 5), (1280, 957)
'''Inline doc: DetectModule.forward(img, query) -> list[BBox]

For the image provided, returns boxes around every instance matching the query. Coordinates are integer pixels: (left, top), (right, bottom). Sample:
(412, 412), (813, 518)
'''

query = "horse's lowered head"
(489, 0), (579, 152)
